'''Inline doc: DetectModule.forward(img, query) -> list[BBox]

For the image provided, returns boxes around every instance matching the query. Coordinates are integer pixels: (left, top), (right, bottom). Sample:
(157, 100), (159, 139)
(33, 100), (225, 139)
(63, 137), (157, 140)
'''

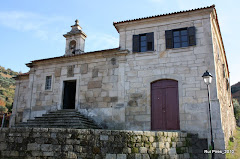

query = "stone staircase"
(15, 109), (101, 129)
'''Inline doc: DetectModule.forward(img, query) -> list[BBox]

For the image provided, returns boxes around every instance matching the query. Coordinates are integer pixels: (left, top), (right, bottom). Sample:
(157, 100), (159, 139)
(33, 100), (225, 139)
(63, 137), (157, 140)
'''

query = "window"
(133, 32), (154, 52)
(173, 30), (188, 48)
(165, 26), (196, 49)
(226, 79), (229, 91)
(45, 76), (52, 90)
(222, 64), (225, 78)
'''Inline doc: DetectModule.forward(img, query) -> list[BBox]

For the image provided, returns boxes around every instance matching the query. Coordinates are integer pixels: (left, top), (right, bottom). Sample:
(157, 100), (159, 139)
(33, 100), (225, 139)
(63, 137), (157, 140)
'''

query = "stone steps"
(41, 114), (86, 118)
(15, 124), (97, 129)
(15, 109), (101, 129)
(16, 123), (99, 129)
(29, 117), (90, 122)
(26, 120), (95, 125)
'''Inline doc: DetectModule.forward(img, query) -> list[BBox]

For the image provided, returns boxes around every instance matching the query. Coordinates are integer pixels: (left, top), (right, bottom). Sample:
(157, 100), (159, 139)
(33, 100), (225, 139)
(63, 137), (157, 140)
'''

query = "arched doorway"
(151, 79), (180, 130)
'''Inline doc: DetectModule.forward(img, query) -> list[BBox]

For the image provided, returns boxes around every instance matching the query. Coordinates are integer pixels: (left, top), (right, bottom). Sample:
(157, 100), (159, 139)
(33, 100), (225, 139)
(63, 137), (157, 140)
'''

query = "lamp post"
(202, 70), (214, 159)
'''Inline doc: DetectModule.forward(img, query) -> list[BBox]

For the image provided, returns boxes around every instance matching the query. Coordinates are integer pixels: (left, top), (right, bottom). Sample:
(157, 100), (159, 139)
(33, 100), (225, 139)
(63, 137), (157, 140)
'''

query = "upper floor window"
(45, 76), (52, 90)
(165, 26), (196, 49)
(133, 32), (154, 52)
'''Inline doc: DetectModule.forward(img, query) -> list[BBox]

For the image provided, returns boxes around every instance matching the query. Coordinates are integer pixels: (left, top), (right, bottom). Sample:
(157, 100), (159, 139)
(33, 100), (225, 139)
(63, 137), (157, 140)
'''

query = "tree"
(0, 99), (5, 107)
(6, 102), (13, 113)
(233, 98), (240, 121)
(0, 105), (7, 113)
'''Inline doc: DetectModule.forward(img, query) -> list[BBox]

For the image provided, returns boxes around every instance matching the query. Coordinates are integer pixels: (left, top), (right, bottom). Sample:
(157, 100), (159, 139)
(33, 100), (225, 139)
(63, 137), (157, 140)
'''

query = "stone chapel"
(11, 5), (235, 150)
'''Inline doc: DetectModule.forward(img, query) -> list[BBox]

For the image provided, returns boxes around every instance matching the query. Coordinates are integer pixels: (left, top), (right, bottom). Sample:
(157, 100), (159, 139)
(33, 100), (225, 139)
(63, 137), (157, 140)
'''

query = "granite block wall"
(0, 128), (209, 159)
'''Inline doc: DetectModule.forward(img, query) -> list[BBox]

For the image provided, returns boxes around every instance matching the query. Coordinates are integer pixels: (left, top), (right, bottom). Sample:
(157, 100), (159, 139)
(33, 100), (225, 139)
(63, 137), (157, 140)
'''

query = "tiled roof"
(113, 5), (215, 25)
(27, 47), (120, 64)
(13, 72), (29, 79)
(17, 72), (29, 76)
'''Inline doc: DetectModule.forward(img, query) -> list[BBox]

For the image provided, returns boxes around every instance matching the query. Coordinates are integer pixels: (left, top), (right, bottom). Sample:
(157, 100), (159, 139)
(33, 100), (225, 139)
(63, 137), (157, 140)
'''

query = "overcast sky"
(0, 0), (239, 85)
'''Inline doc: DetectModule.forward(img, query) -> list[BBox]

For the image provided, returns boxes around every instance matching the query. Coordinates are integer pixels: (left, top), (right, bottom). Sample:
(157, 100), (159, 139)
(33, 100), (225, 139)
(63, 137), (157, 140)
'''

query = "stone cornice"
(26, 48), (129, 68)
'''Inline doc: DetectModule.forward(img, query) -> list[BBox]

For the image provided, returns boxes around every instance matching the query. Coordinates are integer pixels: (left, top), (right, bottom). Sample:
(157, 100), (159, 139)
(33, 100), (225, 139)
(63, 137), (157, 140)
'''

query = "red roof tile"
(13, 72), (30, 79)
(17, 72), (29, 76)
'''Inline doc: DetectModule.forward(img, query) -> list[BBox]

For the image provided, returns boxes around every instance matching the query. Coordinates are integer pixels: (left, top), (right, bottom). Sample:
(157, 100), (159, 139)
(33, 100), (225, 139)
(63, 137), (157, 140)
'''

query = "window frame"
(133, 32), (154, 53)
(45, 75), (53, 91)
(140, 33), (147, 52)
(165, 26), (196, 49)
(172, 28), (188, 48)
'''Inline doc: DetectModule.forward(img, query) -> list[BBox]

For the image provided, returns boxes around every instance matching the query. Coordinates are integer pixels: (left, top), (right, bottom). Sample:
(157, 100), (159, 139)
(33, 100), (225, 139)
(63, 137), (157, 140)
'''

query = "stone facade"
(0, 128), (209, 159)
(210, 11), (236, 148)
(11, 5), (235, 151)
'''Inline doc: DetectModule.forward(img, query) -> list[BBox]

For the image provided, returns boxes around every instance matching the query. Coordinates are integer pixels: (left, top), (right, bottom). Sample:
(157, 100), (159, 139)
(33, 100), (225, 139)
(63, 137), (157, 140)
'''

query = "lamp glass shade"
(203, 76), (212, 85)
(202, 70), (213, 85)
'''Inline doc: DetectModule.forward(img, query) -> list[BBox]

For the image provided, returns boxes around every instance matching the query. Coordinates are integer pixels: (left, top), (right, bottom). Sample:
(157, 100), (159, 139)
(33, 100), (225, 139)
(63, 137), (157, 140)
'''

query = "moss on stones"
(131, 147), (139, 153)
(176, 147), (185, 154)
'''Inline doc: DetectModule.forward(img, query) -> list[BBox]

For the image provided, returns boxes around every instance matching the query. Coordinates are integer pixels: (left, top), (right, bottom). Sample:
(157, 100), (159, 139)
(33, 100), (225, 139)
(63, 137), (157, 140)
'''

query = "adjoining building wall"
(11, 76), (30, 125)
(12, 51), (128, 129)
(116, 8), (230, 149)
(120, 10), (216, 136)
(210, 10), (236, 148)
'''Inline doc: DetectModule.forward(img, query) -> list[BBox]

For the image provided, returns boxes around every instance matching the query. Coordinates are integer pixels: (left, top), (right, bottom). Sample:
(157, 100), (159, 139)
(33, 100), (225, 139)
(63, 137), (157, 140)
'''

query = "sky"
(0, 0), (239, 85)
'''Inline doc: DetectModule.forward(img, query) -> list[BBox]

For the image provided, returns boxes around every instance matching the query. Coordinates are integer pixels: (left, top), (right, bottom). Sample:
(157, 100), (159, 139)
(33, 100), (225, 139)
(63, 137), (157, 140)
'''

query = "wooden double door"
(151, 79), (180, 130)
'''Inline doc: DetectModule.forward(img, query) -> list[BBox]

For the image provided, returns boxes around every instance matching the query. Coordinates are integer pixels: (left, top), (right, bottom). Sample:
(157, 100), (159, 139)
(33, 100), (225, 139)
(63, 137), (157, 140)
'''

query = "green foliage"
(0, 105), (8, 113)
(131, 147), (138, 153)
(171, 137), (176, 142)
(155, 135), (160, 141)
(0, 65), (18, 113)
(233, 98), (240, 121)
(176, 147), (183, 154)
(226, 127), (240, 159)
(185, 138), (192, 147)
(6, 103), (13, 113)
(176, 147), (186, 154)
(150, 154), (159, 159)
(0, 66), (18, 77)
(209, 145), (213, 150)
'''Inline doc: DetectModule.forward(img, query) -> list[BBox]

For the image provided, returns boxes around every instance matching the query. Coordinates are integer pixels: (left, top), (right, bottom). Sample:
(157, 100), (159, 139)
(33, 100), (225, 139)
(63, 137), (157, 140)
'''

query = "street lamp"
(202, 70), (214, 159)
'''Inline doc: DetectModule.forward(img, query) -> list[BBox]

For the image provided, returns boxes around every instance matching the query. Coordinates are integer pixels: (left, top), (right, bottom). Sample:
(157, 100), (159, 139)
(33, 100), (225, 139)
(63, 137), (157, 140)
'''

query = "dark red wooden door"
(151, 80), (180, 130)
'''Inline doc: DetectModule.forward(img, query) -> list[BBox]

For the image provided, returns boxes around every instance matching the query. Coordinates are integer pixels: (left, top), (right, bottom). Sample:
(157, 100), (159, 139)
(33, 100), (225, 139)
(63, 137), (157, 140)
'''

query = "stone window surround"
(58, 76), (80, 110)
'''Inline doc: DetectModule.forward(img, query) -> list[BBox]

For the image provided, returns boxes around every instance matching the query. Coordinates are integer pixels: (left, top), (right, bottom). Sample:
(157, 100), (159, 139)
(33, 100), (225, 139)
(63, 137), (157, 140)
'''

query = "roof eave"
(26, 47), (123, 66)
(113, 5), (215, 33)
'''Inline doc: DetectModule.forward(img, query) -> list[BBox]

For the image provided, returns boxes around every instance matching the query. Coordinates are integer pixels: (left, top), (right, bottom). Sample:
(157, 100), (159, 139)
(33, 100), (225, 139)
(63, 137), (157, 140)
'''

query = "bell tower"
(63, 20), (87, 55)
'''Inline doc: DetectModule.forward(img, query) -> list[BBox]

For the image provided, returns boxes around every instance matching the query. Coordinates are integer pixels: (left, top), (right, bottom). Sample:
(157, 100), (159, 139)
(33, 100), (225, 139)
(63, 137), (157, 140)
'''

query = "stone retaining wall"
(0, 128), (209, 159)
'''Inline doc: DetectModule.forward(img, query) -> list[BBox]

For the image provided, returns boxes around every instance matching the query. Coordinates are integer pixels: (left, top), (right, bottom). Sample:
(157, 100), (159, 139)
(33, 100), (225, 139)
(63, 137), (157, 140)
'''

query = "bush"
(0, 105), (8, 113)
(233, 98), (240, 121)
